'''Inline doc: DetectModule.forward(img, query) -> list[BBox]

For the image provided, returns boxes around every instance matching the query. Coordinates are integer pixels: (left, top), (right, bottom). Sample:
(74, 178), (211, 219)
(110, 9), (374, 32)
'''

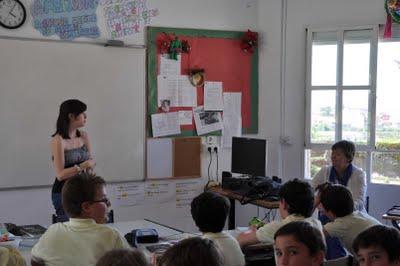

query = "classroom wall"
(0, 0), (260, 231)
(1, 0), (397, 229)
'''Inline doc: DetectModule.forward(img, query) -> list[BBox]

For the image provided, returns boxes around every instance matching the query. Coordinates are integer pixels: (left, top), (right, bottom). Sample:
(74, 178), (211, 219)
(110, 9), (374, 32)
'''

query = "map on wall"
(31, 0), (100, 40)
(100, 0), (158, 39)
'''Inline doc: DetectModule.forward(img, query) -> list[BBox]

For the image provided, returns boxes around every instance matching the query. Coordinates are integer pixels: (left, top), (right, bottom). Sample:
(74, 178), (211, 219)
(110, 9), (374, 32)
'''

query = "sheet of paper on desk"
(145, 180), (175, 203)
(151, 112), (181, 138)
(159, 54), (181, 76)
(204, 81), (223, 111)
(115, 183), (145, 206)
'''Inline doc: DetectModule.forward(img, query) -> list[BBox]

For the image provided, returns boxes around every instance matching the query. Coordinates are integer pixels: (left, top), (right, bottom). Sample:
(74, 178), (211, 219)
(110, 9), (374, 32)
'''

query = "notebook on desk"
(19, 225), (47, 238)
(387, 206), (400, 217)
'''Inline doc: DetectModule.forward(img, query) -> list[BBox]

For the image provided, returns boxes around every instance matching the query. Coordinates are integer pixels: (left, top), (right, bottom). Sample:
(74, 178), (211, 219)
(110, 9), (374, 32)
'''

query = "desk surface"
(16, 219), (184, 264)
(208, 186), (280, 209)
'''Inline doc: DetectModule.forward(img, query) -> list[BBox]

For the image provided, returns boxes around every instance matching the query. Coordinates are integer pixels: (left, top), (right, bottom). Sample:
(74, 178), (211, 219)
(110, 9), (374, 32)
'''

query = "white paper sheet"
(193, 106), (223, 135)
(114, 183), (145, 206)
(222, 92), (242, 147)
(223, 92), (242, 115)
(157, 75), (197, 107)
(145, 180), (176, 204)
(178, 111), (193, 125)
(175, 179), (204, 217)
(151, 112), (181, 138)
(159, 54), (181, 76)
(204, 81), (223, 111)
(222, 115), (242, 148)
(147, 138), (173, 179)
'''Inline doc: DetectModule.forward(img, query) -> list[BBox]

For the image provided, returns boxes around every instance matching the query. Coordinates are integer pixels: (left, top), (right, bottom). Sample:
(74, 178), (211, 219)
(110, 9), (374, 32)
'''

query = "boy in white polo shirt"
(191, 191), (245, 266)
(237, 178), (323, 247)
(31, 173), (131, 266)
(318, 184), (380, 255)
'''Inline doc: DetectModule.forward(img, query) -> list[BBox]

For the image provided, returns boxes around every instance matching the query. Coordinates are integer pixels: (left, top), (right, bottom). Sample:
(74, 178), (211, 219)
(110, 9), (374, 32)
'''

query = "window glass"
(343, 30), (372, 86)
(376, 41), (400, 150)
(311, 90), (336, 143)
(311, 32), (337, 86)
(342, 90), (369, 144)
(372, 152), (400, 185)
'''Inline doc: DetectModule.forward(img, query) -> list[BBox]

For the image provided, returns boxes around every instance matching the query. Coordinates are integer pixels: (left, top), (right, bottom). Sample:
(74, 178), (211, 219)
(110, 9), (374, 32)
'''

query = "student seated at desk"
(31, 173), (131, 266)
(352, 225), (400, 266)
(317, 184), (380, 256)
(237, 178), (323, 247)
(274, 221), (326, 266)
(191, 191), (245, 266)
(157, 237), (223, 266)
(96, 248), (148, 266)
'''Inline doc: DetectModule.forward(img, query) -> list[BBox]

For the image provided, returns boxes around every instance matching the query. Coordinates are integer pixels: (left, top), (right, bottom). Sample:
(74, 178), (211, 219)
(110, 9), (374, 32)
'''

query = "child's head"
(158, 237), (223, 266)
(274, 221), (325, 266)
(96, 248), (148, 266)
(319, 183), (354, 219)
(278, 178), (314, 217)
(62, 172), (110, 224)
(190, 191), (230, 233)
(353, 225), (400, 266)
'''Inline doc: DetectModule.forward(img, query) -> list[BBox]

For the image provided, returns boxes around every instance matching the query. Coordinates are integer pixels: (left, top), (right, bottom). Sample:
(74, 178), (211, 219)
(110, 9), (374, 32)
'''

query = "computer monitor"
(231, 137), (267, 177)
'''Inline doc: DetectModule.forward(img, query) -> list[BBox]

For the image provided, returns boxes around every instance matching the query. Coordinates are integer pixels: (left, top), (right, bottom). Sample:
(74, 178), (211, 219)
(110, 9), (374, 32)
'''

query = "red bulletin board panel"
(147, 26), (258, 137)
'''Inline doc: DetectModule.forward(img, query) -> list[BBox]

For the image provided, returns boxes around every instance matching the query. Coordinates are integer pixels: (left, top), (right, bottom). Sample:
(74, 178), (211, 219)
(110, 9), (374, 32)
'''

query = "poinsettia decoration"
(241, 30), (258, 53)
(384, 0), (400, 38)
(157, 32), (172, 54)
(157, 33), (191, 60)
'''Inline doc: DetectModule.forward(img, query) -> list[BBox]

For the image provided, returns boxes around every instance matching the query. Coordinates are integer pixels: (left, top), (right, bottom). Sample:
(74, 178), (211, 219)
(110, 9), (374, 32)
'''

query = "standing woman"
(51, 99), (95, 216)
(312, 140), (366, 211)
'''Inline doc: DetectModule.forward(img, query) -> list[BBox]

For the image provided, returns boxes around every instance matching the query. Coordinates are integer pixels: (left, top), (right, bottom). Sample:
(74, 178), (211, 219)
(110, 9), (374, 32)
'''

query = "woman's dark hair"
(158, 237), (223, 266)
(353, 225), (400, 262)
(319, 183), (354, 217)
(96, 248), (148, 266)
(62, 172), (105, 217)
(274, 221), (326, 256)
(332, 140), (355, 163)
(278, 178), (314, 217)
(191, 192), (230, 233)
(52, 99), (87, 139)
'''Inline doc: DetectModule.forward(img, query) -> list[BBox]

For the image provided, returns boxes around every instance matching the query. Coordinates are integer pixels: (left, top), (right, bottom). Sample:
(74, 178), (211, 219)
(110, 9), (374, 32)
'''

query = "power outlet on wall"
(205, 136), (219, 152)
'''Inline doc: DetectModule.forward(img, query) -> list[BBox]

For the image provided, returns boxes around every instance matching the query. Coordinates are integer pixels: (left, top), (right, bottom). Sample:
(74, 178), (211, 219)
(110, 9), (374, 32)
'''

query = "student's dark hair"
(278, 178), (314, 217)
(319, 183), (354, 217)
(191, 191), (230, 233)
(158, 237), (223, 266)
(62, 172), (105, 217)
(96, 248), (148, 266)
(332, 140), (355, 163)
(274, 221), (326, 256)
(52, 99), (87, 139)
(353, 225), (400, 262)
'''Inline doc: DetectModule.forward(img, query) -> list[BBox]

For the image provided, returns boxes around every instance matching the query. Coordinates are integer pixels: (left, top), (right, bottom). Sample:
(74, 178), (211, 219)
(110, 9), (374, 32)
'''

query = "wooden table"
(382, 214), (400, 230)
(207, 186), (280, 229)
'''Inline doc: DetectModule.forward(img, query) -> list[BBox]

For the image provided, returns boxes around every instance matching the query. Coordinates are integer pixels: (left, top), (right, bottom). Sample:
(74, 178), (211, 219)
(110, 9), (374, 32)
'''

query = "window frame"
(304, 25), (385, 182)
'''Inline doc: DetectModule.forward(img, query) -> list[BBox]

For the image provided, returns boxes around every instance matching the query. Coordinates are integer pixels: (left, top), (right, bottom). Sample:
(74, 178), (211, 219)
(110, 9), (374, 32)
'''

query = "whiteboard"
(0, 37), (145, 188)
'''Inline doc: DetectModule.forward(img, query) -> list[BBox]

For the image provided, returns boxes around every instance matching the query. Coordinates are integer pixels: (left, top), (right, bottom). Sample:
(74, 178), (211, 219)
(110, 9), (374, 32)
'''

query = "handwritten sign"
(32, 0), (100, 40)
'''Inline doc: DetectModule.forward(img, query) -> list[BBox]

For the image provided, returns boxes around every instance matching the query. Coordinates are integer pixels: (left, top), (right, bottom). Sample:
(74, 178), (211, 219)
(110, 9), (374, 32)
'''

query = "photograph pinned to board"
(157, 75), (197, 107)
(193, 106), (223, 135)
(204, 81), (223, 111)
(151, 112), (181, 138)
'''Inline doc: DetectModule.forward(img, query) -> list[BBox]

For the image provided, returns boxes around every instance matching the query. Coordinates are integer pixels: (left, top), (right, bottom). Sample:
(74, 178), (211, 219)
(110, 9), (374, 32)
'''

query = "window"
(305, 26), (400, 185)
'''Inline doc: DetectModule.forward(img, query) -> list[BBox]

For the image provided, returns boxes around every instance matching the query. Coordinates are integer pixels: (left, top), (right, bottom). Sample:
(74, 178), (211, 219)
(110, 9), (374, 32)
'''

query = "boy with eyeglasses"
(31, 173), (130, 266)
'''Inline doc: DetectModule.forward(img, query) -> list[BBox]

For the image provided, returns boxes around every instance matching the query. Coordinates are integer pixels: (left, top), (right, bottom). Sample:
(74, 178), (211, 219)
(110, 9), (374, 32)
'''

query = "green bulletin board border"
(146, 26), (259, 137)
